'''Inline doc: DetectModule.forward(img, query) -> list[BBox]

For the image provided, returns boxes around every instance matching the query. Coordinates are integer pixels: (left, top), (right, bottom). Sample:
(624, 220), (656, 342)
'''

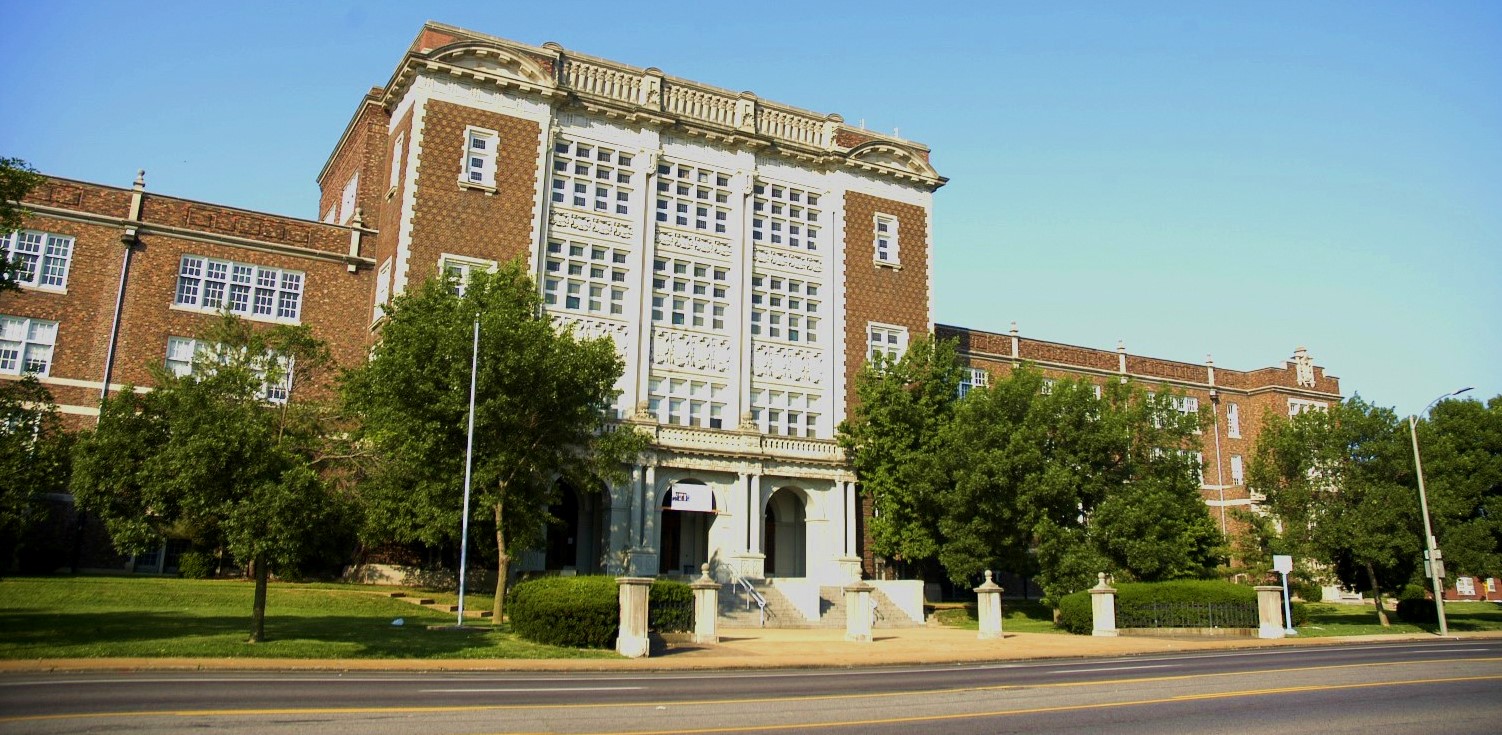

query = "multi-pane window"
(339, 172), (359, 224)
(1174, 395), (1201, 433)
(463, 127), (498, 187)
(552, 139), (633, 215)
(0, 315), (57, 376)
(165, 336), (291, 404)
(2, 231), (74, 289)
(958, 367), (989, 398)
(1230, 455), (1245, 485)
(1227, 402), (1241, 438)
(1041, 378), (1055, 395)
(752, 182), (820, 250)
(750, 388), (821, 438)
(750, 273), (819, 343)
(867, 323), (907, 362)
(651, 258), (729, 330)
(648, 376), (727, 429)
(873, 213), (899, 264)
(543, 240), (629, 315)
(440, 254), (497, 297)
(388, 131), (405, 189)
(1289, 398), (1328, 417)
(656, 162), (731, 234)
(174, 255), (304, 323)
(373, 258), (392, 323)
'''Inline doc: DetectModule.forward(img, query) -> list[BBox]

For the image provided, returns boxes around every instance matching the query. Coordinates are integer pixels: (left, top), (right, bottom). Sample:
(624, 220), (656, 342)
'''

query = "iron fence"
(1118, 601), (1258, 629)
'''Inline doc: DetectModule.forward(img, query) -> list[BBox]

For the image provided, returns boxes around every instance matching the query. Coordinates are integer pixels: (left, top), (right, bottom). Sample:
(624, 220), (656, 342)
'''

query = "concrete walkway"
(4, 627), (1498, 674)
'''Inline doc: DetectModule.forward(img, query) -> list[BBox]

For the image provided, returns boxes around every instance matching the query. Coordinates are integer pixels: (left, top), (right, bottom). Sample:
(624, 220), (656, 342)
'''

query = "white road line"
(419, 686), (644, 693)
(1048, 664), (1174, 674)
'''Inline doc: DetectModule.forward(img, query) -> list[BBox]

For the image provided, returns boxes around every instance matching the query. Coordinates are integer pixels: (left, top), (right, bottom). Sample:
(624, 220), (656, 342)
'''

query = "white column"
(747, 473), (762, 554)
(844, 481), (857, 557)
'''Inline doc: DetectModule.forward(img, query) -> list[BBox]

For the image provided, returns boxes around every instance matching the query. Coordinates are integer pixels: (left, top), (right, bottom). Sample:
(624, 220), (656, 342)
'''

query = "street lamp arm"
(1410, 386), (1471, 638)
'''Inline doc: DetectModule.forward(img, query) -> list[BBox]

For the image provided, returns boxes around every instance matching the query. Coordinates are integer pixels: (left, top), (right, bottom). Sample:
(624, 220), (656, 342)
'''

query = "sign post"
(1272, 554), (1297, 635)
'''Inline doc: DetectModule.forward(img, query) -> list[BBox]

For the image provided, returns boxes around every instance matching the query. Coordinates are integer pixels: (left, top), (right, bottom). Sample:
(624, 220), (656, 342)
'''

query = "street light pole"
(1410, 386), (1472, 637)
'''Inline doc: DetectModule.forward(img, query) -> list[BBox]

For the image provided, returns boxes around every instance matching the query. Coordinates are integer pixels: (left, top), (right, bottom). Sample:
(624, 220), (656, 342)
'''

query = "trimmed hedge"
(1396, 597), (1439, 624)
(507, 576), (698, 648)
(1056, 580), (1308, 634)
(177, 551), (216, 579)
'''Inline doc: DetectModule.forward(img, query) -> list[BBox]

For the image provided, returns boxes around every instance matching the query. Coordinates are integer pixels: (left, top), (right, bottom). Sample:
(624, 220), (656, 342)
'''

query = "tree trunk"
(1364, 561), (1390, 627)
(493, 501), (510, 624)
(249, 553), (269, 643)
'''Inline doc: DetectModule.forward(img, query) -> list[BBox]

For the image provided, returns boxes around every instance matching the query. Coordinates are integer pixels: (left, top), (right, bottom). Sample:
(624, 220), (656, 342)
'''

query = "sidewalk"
(4, 627), (1498, 674)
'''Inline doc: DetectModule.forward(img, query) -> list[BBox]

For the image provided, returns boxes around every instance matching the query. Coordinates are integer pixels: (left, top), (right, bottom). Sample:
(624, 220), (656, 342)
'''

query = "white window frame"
(2, 230), (74, 291)
(866, 323), (908, 363)
(750, 272), (819, 344)
(387, 131), (406, 193)
(873, 213), (899, 266)
(461, 126), (498, 190)
(1289, 398), (1328, 417)
(173, 255), (304, 324)
(338, 172), (359, 224)
(652, 257), (729, 331)
(1230, 454), (1244, 485)
(958, 367), (989, 398)
(750, 387), (822, 438)
(657, 161), (731, 234)
(543, 239), (630, 316)
(439, 254), (498, 298)
(1227, 402), (1241, 438)
(648, 376), (727, 430)
(552, 137), (633, 215)
(373, 258), (392, 324)
(165, 336), (292, 404)
(0, 315), (58, 376)
(752, 180), (822, 251)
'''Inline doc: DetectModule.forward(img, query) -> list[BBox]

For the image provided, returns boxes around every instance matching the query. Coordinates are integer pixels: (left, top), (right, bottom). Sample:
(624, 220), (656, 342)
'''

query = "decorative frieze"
(655, 229), (732, 260)
(752, 246), (822, 274)
(555, 313), (630, 352)
(549, 209), (634, 242)
(652, 328), (732, 374)
(752, 343), (825, 385)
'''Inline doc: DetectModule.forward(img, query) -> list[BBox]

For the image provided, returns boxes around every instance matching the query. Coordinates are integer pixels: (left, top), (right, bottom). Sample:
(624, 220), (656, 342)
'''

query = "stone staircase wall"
(715, 581), (924, 628)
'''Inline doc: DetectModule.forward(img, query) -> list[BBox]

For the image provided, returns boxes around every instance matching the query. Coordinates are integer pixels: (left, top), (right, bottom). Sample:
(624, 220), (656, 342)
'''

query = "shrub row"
(1056, 580), (1307, 634)
(507, 576), (695, 648)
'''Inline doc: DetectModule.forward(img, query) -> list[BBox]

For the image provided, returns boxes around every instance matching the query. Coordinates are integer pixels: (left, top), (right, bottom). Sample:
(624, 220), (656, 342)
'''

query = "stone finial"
(699, 563), (712, 582)
(1117, 340), (1126, 353)
(1206, 354), (1214, 366)
(1095, 572), (1110, 589)
(974, 569), (1002, 592)
(133, 169), (146, 189)
(1009, 321), (1019, 336)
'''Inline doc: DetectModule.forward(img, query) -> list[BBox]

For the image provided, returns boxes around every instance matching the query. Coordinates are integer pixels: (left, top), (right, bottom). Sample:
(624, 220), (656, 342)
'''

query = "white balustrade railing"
(561, 59), (641, 104)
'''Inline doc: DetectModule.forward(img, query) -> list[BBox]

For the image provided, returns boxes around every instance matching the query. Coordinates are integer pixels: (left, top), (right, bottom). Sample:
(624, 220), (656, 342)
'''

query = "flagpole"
(457, 315), (479, 626)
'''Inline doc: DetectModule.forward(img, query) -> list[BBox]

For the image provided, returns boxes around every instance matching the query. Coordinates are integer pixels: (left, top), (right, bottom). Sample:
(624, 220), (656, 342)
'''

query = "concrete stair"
(716, 581), (922, 628)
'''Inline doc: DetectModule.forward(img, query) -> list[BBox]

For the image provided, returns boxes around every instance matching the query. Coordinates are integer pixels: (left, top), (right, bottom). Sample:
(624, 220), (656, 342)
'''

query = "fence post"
(1255, 585), (1286, 639)
(1089, 573), (1118, 637)
(843, 579), (874, 643)
(616, 576), (654, 658)
(690, 563), (720, 644)
(974, 570), (1005, 640)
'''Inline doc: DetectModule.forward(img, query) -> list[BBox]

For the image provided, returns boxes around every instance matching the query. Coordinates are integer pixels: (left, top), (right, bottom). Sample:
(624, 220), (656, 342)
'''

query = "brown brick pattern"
(840, 191), (930, 410)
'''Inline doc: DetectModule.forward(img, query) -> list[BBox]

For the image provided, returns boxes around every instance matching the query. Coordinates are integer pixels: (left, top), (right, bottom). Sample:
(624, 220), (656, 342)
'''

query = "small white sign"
(669, 484), (714, 513)
(1272, 555), (1293, 574)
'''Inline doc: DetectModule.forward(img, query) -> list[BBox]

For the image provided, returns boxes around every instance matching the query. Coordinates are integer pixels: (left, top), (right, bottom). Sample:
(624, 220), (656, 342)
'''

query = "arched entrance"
(764, 487), (806, 578)
(545, 481), (608, 573)
(659, 479), (714, 576)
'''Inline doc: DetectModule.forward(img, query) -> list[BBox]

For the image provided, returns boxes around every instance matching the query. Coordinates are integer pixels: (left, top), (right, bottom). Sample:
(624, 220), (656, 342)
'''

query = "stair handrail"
(736, 575), (768, 627)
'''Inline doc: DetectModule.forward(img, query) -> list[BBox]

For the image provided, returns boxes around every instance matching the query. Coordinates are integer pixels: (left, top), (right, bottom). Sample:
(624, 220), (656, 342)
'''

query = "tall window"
(165, 336), (292, 404)
(873, 213), (899, 265)
(651, 257), (728, 330)
(0, 315), (57, 376)
(552, 139), (633, 215)
(752, 181), (820, 250)
(1227, 402), (1241, 438)
(338, 172), (359, 224)
(543, 240), (628, 315)
(750, 273), (818, 343)
(750, 388), (821, 438)
(1230, 455), (1244, 485)
(174, 255), (304, 323)
(656, 162), (731, 233)
(373, 258), (392, 323)
(388, 131), (405, 190)
(958, 367), (989, 397)
(2, 230), (74, 289)
(462, 127), (498, 188)
(648, 376), (727, 429)
(867, 323), (908, 362)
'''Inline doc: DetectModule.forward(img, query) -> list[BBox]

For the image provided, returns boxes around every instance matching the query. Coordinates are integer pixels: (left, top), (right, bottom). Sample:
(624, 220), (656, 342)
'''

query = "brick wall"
(317, 97), (391, 227)
(840, 191), (930, 410)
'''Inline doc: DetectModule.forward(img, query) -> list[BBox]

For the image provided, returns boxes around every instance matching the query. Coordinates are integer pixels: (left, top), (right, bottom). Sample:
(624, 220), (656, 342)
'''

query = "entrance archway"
(659, 479), (714, 576)
(764, 487), (807, 578)
(545, 481), (608, 573)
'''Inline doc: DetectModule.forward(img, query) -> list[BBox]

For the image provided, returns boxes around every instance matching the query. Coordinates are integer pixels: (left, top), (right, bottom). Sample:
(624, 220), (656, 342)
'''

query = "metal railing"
(738, 576), (767, 627)
(1118, 601), (1259, 629)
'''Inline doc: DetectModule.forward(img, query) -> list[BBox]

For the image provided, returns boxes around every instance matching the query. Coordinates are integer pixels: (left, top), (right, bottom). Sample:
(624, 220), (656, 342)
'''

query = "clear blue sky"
(3, 1), (1497, 416)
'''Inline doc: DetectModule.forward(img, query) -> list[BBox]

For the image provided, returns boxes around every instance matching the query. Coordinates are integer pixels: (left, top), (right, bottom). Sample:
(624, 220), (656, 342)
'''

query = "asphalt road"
(3, 640), (1500, 734)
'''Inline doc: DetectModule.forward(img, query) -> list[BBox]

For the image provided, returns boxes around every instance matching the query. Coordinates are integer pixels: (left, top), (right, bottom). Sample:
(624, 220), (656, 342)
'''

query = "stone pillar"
(974, 570), (1005, 640)
(1255, 585), (1286, 639)
(1089, 573), (1118, 637)
(616, 576), (654, 658)
(843, 579), (874, 643)
(690, 564), (720, 644)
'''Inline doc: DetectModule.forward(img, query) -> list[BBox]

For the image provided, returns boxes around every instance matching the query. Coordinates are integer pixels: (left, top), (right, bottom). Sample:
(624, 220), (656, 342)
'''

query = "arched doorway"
(659, 479), (714, 576)
(764, 487), (806, 578)
(545, 481), (608, 573)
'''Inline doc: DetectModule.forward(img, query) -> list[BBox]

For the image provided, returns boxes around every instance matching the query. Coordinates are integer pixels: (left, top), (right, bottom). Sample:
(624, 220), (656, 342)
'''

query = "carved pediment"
(845, 141), (940, 180)
(429, 43), (555, 87)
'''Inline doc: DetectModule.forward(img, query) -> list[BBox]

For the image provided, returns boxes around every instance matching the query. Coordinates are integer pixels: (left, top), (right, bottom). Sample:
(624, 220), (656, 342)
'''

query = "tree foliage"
(71, 314), (341, 642)
(1, 156), (47, 292)
(342, 262), (646, 621)
(1416, 395), (1502, 580)
(0, 377), (73, 572)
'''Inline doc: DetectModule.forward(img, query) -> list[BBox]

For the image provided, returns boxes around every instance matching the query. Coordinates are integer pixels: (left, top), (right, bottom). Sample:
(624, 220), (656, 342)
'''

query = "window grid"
(464, 128), (498, 187)
(165, 336), (292, 404)
(874, 213), (899, 264)
(174, 255), (303, 323)
(867, 324), (908, 362)
(1289, 398), (1328, 417)
(750, 273), (819, 343)
(1227, 402), (1241, 438)
(1230, 455), (1245, 485)
(656, 162), (731, 234)
(0, 315), (57, 376)
(440, 255), (497, 298)
(544, 240), (630, 316)
(552, 139), (633, 215)
(2, 230), (74, 289)
(750, 388), (822, 438)
(652, 258), (729, 330)
(648, 377), (727, 429)
(958, 367), (989, 398)
(751, 181), (821, 250)
(388, 131), (405, 189)
(339, 172), (359, 224)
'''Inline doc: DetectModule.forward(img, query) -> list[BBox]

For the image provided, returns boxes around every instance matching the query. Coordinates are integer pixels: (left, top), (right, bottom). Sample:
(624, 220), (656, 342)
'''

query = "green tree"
(836, 336), (963, 580)
(1, 157), (47, 292)
(1415, 395), (1502, 581)
(342, 262), (646, 622)
(1248, 396), (1419, 626)
(0, 377), (73, 572)
(71, 314), (340, 642)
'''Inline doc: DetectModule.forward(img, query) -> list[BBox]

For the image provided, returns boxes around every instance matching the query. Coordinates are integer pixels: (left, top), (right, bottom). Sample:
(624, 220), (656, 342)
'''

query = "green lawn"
(0, 575), (615, 660)
(929, 599), (1066, 634)
(1296, 601), (1502, 638)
